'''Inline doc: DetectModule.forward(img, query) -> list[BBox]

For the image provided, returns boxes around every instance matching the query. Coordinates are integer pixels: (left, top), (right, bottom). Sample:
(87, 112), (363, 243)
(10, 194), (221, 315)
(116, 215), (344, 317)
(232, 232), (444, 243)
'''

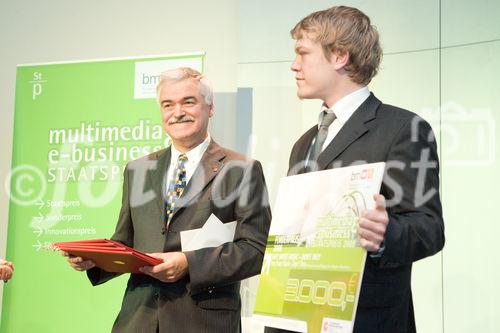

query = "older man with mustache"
(65, 67), (272, 333)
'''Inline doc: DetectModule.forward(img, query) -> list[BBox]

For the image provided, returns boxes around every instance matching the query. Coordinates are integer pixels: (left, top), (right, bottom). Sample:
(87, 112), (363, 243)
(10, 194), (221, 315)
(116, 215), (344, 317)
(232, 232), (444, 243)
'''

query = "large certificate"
(254, 162), (385, 333)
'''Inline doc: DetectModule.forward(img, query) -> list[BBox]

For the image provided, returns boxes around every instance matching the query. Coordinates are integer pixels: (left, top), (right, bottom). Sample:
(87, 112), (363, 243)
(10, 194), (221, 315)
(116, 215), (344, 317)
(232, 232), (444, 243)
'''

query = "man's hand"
(0, 259), (14, 282)
(358, 194), (389, 252)
(62, 252), (95, 271)
(140, 252), (188, 283)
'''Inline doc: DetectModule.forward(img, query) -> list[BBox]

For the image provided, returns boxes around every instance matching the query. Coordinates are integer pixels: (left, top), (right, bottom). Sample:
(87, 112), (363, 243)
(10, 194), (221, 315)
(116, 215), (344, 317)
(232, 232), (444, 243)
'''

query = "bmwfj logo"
(141, 73), (160, 86)
(350, 168), (374, 182)
(29, 72), (47, 100)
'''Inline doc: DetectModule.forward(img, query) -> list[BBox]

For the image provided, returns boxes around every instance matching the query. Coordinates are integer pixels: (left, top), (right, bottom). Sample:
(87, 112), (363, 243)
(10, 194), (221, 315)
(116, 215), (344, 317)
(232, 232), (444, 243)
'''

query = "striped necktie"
(165, 154), (188, 228)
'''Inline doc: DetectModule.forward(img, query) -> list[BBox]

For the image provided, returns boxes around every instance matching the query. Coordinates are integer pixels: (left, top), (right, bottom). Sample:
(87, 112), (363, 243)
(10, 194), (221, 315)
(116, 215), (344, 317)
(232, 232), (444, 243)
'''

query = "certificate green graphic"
(254, 162), (385, 333)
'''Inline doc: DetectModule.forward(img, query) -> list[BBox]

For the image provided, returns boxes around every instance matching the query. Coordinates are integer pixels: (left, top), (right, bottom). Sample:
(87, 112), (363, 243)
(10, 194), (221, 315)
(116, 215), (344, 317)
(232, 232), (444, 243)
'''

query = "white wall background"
(1, 0), (499, 332)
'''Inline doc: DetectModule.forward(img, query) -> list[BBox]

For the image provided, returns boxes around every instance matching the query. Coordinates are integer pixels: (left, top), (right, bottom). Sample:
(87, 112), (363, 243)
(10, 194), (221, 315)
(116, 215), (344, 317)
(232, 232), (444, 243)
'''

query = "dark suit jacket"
(87, 140), (271, 333)
(267, 93), (444, 333)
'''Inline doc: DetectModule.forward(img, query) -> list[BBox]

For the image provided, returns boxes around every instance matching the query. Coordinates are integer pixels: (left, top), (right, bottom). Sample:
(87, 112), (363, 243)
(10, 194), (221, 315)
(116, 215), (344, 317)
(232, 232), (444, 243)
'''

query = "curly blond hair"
(291, 6), (382, 85)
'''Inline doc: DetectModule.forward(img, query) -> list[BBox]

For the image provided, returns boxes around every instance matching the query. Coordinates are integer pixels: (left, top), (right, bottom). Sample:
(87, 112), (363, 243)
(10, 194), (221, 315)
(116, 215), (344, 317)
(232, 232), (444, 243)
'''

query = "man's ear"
(331, 51), (350, 70)
(208, 104), (215, 118)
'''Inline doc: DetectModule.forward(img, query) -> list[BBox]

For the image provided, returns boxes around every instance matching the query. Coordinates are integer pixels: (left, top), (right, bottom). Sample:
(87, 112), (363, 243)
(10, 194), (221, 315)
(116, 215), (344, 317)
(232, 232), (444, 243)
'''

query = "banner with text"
(1, 53), (204, 332)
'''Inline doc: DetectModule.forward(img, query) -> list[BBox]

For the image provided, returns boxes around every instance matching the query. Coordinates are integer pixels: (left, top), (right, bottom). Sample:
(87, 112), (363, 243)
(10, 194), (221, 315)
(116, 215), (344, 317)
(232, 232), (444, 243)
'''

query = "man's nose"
(173, 104), (185, 117)
(291, 58), (300, 72)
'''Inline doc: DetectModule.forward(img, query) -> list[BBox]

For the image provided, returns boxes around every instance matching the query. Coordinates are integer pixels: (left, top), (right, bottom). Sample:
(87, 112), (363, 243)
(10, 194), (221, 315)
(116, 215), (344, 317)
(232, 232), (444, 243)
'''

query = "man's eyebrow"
(160, 96), (198, 105)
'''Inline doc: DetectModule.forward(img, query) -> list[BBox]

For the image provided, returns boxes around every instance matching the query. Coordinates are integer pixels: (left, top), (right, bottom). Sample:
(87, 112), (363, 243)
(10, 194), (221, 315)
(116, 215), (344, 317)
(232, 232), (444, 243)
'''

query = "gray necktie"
(308, 111), (337, 162)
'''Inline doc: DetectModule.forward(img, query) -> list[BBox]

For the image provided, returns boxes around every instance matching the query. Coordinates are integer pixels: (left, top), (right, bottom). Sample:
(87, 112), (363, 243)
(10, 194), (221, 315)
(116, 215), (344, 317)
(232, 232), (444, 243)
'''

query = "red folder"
(53, 239), (162, 274)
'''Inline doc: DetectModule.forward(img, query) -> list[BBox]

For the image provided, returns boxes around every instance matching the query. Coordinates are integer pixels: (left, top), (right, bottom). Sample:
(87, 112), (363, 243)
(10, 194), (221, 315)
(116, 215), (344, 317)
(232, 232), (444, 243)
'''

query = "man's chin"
(297, 90), (314, 100)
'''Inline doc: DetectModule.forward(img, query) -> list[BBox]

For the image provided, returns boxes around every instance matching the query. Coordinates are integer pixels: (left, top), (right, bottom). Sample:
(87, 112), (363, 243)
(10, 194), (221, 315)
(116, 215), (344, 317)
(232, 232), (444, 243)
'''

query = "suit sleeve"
(87, 164), (134, 285)
(378, 116), (445, 267)
(184, 160), (272, 294)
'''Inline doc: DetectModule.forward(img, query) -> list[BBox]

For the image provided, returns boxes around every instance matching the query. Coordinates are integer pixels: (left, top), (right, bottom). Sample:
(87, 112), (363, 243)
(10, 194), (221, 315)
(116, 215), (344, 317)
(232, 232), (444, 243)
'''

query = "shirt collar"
(319, 86), (370, 127)
(170, 134), (211, 166)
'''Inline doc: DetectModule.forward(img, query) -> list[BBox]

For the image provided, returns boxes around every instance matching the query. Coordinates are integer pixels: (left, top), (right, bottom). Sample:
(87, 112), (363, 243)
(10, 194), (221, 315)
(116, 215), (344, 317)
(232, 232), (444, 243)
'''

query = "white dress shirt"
(318, 86), (371, 152)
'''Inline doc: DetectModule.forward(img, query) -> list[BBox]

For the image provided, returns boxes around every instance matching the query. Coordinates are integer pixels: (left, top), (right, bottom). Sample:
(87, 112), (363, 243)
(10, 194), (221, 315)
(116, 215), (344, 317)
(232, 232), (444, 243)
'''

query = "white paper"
(180, 214), (236, 251)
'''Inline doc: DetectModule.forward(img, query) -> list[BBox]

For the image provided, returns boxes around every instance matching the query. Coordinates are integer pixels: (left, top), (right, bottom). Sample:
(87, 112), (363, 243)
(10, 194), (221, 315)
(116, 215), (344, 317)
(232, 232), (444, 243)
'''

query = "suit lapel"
(288, 125), (318, 175)
(172, 140), (226, 216)
(149, 148), (170, 214)
(317, 93), (380, 170)
(297, 126), (318, 161)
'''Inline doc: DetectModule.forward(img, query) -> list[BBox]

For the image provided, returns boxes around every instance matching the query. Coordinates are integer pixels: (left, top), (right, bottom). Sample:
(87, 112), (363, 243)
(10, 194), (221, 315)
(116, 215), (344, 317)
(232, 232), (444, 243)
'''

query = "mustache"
(168, 115), (195, 124)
